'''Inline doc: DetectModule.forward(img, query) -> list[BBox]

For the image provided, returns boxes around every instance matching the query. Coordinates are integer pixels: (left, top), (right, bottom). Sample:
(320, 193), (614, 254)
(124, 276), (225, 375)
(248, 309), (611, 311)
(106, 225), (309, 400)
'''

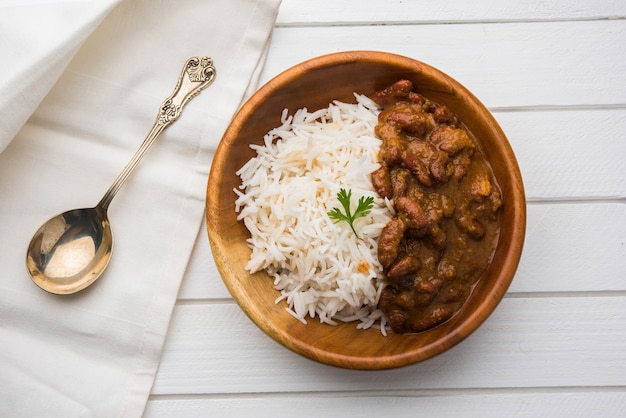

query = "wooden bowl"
(206, 51), (526, 370)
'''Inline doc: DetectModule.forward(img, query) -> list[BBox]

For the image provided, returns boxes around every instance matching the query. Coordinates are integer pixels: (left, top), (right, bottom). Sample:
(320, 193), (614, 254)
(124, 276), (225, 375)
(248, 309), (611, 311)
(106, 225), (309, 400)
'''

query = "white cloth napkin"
(0, 0), (281, 416)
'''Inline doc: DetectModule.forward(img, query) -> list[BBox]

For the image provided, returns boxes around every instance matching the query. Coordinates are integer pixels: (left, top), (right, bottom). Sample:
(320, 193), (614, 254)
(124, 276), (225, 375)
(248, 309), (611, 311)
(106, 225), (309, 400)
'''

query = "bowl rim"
(207, 50), (526, 369)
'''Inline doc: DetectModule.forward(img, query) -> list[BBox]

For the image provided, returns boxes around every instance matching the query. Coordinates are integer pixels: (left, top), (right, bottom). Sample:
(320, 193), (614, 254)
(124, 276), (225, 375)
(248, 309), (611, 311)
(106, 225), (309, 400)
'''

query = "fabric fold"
(0, 0), (121, 153)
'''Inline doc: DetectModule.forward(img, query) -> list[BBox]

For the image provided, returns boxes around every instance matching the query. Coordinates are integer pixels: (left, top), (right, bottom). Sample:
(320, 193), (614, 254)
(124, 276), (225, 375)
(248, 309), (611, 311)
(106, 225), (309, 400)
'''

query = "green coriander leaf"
(327, 188), (373, 238)
(354, 195), (374, 219)
(327, 207), (348, 223)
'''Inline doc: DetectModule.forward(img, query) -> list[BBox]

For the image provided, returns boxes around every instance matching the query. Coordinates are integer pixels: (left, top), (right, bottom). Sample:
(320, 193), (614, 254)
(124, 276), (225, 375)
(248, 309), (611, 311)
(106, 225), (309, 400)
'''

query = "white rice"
(234, 93), (393, 334)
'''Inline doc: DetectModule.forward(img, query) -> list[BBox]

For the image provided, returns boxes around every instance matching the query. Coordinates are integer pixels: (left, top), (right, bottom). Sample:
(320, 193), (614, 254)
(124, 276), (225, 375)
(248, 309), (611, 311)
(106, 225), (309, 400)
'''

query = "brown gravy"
(371, 80), (502, 334)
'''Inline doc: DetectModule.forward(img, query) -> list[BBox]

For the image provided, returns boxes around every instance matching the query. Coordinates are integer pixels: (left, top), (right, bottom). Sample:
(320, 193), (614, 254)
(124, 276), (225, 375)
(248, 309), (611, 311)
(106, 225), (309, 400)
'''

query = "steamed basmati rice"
(234, 94), (393, 333)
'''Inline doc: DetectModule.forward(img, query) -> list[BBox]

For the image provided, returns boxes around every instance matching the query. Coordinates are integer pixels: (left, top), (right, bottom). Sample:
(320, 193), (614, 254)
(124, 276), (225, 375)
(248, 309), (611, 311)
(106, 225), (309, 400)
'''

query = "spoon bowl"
(26, 56), (216, 294)
(27, 207), (111, 294)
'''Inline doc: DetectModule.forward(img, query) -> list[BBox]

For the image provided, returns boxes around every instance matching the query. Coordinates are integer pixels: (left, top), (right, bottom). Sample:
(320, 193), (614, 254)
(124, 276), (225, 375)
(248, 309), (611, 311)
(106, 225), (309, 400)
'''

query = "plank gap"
(275, 16), (626, 29)
(505, 290), (626, 299)
(526, 197), (626, 205)
(148, 385), (626, 401)
(491, 103), (626, 112)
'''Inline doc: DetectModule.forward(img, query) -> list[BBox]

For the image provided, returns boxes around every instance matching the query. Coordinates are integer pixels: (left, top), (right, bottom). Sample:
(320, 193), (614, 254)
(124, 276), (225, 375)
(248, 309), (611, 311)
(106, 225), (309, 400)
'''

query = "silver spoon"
(26, 56), (216, 295)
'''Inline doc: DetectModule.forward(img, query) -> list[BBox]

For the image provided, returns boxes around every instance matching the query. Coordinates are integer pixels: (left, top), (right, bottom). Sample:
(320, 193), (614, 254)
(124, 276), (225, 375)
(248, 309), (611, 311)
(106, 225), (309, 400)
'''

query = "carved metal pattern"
(187, 56), (215, 82)
(157, 56), (216, 125)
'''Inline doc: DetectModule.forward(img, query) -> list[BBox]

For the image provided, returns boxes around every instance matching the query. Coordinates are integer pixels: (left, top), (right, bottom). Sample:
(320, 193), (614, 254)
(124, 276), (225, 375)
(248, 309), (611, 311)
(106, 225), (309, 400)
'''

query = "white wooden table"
(145, 1), (626, 416)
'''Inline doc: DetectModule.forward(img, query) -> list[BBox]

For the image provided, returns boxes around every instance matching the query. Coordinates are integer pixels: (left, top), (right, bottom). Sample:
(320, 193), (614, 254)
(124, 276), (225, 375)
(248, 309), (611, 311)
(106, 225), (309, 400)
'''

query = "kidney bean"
(377, 286), (394, 312)
(402, 149), (432, 186)
(439, 283), (468, 304)
(412, 292), (436, 308)
(430, 126), (475, 155)
(388, 309), (409, 333)
(406, 137), (436, 157)
(408, 305), (455, 332)
(395, 197), (428, 228)
(391, 169), (411, 198)
(371, 165), (393, 199)
(408, 91), (427, 105)
(405, 140), (449, 184)
(428, 149), (449, 182)
(426, 206), (443, 224)
(450, 152), (472, 179)
(427, 224), (447, 248)
(432, 104), (458, 124)
(377, 124), (405, 166)
(415, 279), (437, 294)
(377, 218), (406, 268)
(387, 255), (421, 281)
(394, 291), (416, 309)
(386, 110), (433, 137)
(372, 79), (414, 107)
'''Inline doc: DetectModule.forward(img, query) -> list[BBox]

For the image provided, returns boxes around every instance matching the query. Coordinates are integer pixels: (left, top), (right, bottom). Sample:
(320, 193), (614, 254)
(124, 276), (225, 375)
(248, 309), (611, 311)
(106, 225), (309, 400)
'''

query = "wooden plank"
(153, 297), (626, 394)
(146, 390), (626, 417)
(496, 109), (626, 200)
(277, 0), (626, 25)
(259, 20), (626, 108)
(511, 202), (626, 293)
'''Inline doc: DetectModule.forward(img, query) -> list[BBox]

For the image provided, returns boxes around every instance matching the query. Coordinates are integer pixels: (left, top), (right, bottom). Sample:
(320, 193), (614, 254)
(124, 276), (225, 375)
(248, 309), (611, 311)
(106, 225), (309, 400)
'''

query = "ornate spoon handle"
(98, 56), (216, 210)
